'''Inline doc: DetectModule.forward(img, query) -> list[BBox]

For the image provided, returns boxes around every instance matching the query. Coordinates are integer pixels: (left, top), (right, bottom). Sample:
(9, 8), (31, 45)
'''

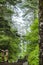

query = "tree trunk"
(1, 50), (4, 62)
(39, 0), (43, 65)
(5, 50), (8, 62)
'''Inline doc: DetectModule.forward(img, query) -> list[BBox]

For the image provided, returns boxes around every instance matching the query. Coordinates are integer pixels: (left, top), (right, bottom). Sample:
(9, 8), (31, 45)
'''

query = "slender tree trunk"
(39, 0), (43, 65)
(5, 50), (8, 62)
(1, 50), (4, 62)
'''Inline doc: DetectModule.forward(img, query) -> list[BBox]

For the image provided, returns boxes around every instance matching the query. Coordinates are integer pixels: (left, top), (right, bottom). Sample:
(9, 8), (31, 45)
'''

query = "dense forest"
(0, 0), (39, 65)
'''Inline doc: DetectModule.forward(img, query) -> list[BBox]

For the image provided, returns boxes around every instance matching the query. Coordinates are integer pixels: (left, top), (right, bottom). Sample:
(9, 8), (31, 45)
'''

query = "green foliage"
(26, 18), (39, 43)
(25, 18), (39, 65)
(0, 0), (22, 5)
(21, 0), (38, 18)
(29, 45), (39, 65)
(22, 0), (38, 9)
(0, 0), (39, 64)
(0, 0), (21, 62)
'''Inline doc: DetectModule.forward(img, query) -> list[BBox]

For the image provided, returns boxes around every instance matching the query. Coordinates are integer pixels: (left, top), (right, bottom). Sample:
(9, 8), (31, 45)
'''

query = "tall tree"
(39, 0), (43, 65)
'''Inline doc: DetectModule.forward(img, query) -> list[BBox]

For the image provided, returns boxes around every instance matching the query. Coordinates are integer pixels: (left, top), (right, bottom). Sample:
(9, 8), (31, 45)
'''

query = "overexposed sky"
(12, 2), (34, 35)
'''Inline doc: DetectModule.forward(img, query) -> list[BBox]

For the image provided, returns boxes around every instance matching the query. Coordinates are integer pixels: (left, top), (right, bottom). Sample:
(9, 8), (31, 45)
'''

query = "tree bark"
(1, 50), (4, 62)
(39, 0), (43, 65)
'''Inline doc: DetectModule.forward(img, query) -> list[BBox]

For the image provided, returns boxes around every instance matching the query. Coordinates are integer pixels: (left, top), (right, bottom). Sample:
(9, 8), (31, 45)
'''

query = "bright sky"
(12, 2), (34, 35)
